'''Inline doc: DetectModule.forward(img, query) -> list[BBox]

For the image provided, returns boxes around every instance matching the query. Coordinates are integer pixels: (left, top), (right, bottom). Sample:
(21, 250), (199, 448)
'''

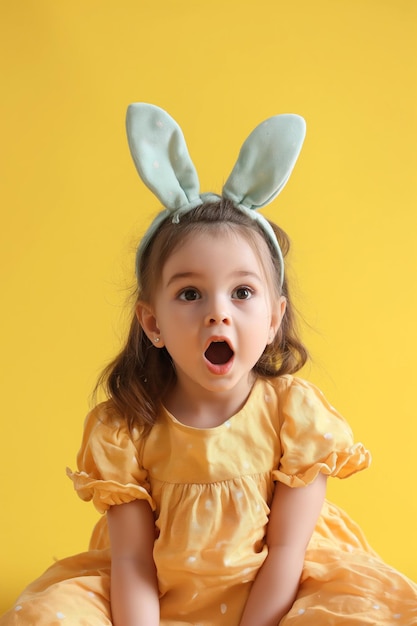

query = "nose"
(204, 297), (231, 326)
(205, 313), (231, 326)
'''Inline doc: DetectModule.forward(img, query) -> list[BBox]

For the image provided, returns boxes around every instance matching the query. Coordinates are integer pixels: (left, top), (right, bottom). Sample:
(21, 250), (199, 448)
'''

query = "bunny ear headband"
(126, 103), (306, 286)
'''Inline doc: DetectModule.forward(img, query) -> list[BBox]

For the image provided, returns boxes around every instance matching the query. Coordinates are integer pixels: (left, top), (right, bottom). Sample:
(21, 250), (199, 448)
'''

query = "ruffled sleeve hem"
(272, 442), (371, 488)
(66, 468), (156, 514)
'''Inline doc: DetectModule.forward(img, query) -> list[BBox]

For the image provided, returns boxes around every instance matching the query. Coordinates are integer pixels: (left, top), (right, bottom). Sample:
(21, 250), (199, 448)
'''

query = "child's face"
(138, 229), (286, 401)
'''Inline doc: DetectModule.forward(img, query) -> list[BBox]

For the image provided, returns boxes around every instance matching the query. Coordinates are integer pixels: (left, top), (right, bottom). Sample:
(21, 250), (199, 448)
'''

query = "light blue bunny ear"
(223, 114), (306, 210)
(127, 103), (306, 288)
(126, 103), (202, 211)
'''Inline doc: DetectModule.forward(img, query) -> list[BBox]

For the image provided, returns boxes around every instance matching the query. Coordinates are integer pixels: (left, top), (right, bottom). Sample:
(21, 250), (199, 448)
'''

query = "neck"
(163, 375), (256, 429)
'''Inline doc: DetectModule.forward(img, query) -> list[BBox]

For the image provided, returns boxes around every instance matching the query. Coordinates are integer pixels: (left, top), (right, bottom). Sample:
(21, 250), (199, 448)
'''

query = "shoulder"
(263, 374), (321, 392)
(261, 374), (324, 405)
(80, 400), (145, 447)
(82, 400), (123, 433)
(261, 375), (347, 429)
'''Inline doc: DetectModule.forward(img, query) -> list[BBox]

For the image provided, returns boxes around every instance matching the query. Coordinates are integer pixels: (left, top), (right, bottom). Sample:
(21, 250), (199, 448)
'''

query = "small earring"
(153, 337), (160, 343)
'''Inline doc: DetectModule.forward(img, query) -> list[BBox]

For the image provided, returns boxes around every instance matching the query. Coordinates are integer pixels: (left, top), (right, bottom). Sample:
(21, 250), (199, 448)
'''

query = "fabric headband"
(126, 103), (306, 287)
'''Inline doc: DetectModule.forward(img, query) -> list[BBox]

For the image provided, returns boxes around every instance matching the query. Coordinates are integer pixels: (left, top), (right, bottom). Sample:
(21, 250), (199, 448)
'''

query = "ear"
(135, 301), (165, 347)
(267, 296), (287, 345)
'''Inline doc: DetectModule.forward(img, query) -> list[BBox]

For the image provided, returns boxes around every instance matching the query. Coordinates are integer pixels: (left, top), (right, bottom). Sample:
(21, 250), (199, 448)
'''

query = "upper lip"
(203, 335), (234, 354)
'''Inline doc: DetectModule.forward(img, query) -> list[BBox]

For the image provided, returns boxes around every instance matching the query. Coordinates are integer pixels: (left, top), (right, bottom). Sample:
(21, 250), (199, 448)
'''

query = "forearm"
(110, 557), (160, 626)
(239, 545), (304, 626)
(107, 500), (159, 626)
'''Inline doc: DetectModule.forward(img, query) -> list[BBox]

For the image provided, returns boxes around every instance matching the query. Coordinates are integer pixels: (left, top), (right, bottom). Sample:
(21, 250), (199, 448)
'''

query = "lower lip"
(204, 356), (234, 376)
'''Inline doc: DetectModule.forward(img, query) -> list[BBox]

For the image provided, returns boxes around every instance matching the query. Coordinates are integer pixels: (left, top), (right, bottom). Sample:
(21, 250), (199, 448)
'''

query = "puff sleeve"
(273, 378), (371, 488)
(67, 402), (155, 513)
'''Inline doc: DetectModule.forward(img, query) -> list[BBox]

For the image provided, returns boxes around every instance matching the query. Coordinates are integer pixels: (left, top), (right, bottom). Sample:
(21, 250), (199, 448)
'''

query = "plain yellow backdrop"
(1, 0), (416, 613)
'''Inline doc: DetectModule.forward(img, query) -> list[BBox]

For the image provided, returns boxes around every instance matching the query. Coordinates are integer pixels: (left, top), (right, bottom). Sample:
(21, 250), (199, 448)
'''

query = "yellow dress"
(1, 376), (417, 625)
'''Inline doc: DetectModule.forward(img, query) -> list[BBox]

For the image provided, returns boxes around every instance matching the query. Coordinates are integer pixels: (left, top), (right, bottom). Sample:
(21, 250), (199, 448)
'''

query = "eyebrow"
(166, 270), (263, 287)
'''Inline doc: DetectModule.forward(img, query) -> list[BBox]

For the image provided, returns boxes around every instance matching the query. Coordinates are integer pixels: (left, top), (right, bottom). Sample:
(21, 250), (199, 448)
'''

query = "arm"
(107, 499), (160, 626)
(239, 473), (327, 626)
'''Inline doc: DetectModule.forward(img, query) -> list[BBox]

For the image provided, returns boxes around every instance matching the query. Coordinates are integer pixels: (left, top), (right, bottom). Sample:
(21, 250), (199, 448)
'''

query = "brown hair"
(96, 198), (308, 432)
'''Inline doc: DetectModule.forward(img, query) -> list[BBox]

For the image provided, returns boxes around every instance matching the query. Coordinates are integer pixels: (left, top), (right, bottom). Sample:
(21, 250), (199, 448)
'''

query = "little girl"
(1, 104), (416, 625)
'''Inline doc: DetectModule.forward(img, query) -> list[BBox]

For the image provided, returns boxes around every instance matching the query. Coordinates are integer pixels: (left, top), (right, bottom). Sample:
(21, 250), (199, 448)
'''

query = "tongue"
(205, 341), (233, 365)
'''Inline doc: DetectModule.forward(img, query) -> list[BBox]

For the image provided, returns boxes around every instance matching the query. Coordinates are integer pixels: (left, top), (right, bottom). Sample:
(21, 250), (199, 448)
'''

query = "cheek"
(244, 304), (273, 338)
(158, 306), (195, 333)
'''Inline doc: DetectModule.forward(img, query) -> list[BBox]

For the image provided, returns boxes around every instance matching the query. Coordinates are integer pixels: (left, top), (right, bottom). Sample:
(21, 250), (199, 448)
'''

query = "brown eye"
(232, 287), (253, 300)
(179, 288), (201, 301)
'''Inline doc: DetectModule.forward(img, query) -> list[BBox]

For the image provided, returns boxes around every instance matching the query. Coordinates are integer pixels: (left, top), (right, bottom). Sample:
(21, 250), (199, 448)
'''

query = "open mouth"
(204, 341), (234, 365)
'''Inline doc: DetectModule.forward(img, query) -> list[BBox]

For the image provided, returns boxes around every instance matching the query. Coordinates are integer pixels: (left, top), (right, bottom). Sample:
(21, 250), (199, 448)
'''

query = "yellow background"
(1, 0), (416, 613)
